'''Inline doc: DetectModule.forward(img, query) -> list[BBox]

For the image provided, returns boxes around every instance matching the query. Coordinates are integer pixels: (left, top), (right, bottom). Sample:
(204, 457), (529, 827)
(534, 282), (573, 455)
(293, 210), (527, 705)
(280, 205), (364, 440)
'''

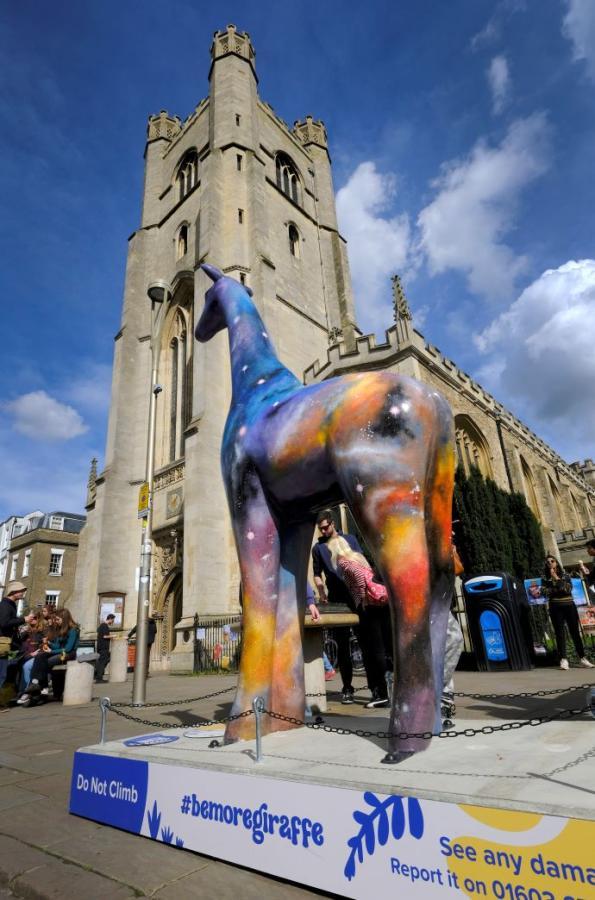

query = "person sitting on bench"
(19, 609), (79, 703)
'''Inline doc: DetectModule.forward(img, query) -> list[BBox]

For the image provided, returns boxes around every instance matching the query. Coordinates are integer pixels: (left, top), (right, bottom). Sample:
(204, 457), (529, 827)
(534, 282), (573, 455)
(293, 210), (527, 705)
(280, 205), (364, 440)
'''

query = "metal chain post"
(252, 696), (265, 763)
(99, 696), (111, 744)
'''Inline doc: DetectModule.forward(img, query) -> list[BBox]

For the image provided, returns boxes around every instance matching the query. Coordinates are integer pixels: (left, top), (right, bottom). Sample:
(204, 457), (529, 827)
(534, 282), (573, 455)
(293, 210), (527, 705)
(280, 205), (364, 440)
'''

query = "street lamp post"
(132, 280), (172, 706)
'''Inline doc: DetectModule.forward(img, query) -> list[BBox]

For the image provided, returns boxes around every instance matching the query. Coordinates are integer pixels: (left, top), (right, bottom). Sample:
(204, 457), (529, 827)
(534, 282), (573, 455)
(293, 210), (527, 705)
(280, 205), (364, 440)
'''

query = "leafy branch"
(344, 792), (423, 881)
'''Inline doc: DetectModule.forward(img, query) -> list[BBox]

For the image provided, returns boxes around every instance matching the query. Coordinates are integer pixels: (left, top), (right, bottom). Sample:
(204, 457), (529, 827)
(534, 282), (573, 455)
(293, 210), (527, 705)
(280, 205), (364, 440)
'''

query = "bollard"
(62, 660), (94, 706)
(99, 696), (111, 744)
(108, 637), (128, 684)
(252, 695), (265, 763)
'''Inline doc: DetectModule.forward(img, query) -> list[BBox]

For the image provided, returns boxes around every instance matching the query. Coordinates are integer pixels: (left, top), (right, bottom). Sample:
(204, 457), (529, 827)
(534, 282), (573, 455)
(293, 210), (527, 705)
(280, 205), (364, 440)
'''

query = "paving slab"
(0, 785), (46, 813)
(12, 861), (136, 900)
(151, 858), (332, 899)
(49, 829), (212, 895)
(3, 801), (105, 849)
(0, 836), (50, 884)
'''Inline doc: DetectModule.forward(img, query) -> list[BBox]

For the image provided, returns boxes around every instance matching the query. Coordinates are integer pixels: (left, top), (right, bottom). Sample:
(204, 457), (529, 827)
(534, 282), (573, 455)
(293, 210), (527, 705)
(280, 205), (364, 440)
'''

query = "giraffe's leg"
(224, 468), (280, 744)
(268, 521), (315, 732)
(339, 474), (435, 761)
(425, 430), (456, 733)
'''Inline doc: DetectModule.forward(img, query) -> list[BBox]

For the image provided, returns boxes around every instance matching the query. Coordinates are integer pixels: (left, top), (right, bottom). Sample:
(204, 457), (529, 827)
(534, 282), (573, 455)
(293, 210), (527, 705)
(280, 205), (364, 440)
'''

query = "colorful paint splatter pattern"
(195, 265), (455, 761)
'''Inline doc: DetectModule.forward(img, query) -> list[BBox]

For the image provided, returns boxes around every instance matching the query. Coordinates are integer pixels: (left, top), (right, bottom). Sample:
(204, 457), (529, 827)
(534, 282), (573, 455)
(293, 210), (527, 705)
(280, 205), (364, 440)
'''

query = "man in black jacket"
(0, 582), (34, 690)
(128, 617), (157, 676)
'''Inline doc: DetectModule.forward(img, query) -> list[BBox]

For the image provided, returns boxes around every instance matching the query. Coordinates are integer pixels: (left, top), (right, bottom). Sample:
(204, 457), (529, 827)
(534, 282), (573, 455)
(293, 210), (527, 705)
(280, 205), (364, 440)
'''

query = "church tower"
(72, 25), (357, 670)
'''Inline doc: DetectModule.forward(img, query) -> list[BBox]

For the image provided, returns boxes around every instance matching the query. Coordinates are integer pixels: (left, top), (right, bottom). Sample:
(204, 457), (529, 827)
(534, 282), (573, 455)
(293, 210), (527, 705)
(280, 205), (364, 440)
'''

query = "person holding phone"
(542, 555), (593, 670)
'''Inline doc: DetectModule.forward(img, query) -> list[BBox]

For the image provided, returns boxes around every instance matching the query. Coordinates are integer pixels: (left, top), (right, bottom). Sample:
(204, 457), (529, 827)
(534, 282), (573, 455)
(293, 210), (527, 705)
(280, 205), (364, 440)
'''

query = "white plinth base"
(70, 714), (595, 898)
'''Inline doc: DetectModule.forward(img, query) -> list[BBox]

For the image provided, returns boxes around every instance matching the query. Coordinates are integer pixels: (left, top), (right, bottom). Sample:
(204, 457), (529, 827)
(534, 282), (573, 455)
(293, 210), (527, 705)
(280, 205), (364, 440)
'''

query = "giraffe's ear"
(201, 263), (223, 282)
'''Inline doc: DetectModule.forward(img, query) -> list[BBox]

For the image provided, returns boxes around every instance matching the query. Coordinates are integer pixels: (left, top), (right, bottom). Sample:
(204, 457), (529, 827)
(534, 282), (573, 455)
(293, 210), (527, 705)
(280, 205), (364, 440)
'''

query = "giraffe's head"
(195, 263), (253, 342)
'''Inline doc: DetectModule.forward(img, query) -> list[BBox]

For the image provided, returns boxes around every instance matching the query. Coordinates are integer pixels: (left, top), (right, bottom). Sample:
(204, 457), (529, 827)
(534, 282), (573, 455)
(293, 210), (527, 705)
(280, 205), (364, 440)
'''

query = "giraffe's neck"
(224, 292), (300, 402)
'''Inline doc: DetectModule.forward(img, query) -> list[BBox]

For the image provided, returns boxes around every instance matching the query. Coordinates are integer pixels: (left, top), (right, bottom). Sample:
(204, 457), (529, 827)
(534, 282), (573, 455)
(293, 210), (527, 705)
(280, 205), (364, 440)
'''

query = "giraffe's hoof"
(381, 750), (416, 765)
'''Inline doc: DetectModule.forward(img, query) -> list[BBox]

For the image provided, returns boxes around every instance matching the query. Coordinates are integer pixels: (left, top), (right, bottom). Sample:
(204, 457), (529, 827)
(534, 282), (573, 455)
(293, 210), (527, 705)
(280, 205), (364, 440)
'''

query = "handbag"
(0, 636), (12, 657)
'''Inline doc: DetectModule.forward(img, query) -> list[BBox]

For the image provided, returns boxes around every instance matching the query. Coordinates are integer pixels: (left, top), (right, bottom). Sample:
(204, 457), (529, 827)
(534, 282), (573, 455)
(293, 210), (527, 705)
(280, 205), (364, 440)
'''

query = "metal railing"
(192, 614), (242, 674)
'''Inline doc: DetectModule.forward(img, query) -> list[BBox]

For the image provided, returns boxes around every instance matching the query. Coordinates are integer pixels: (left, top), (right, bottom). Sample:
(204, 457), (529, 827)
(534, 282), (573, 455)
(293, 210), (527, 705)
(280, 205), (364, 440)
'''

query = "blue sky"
(1, 0), (594, 520)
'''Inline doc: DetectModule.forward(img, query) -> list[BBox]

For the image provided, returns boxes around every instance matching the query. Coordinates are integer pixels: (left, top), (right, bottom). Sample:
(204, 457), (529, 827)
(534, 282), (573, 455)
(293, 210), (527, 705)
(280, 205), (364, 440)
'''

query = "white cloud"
(488, 55), (511, 114)
(475, 259), (595, 460)
(417, 114), (550, 301)
(5, 391), (88, 441)
(562, 0), (595, 83)
(336, 162), (411, 333)
(64, 362), (112, 413)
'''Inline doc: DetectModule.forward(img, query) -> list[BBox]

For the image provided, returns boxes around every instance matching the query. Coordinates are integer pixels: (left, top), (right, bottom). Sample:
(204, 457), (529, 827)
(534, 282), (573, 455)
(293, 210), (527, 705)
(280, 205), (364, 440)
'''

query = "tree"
(453, 467), (545, 578)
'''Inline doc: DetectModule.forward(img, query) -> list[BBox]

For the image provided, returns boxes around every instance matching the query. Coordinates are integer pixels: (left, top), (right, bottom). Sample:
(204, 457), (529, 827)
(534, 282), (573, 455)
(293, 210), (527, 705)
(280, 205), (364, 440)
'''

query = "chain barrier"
(108, 703), (253, 730)
(107, 680), (595, 711)
(454, 681), (595, 701)
(107, 699), (590, 740)
(264, 705), (591, 741)
(110, 684), (237, 709)
(541, 744), (595, 777)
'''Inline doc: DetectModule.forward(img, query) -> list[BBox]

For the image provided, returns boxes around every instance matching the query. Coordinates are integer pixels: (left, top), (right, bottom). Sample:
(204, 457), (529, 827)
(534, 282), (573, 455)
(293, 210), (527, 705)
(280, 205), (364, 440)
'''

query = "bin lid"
(464, 575), (503, 593)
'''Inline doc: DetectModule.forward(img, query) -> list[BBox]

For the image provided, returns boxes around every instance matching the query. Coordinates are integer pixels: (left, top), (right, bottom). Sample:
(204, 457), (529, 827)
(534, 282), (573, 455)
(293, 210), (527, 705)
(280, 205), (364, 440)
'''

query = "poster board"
(98, 593), (125, 627)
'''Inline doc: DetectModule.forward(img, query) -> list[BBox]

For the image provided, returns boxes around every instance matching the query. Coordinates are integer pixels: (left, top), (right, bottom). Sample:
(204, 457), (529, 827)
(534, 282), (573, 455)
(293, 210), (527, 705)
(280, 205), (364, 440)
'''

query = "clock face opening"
(166, 487), (183, 518)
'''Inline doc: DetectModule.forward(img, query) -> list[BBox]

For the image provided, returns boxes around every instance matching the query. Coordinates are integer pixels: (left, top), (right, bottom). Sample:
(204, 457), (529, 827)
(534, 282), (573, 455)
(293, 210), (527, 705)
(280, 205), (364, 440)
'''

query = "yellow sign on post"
(137, 482), (150, 519)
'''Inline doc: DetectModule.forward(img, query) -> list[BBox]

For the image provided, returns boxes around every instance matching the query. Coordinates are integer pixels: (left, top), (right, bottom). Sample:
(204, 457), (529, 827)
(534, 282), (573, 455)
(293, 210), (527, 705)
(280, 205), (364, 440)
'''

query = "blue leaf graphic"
(407, 798), (424, 839)
(363, 790), (381, 809)
(391, 797), (405, 839)
(161, 825), (174, 844)
(344, 852), (356, 881)
(146, 801), (161, 840)
(377, 807), (389, 846)
(344, 792), (415, 882)
(175, 837), (184, 848)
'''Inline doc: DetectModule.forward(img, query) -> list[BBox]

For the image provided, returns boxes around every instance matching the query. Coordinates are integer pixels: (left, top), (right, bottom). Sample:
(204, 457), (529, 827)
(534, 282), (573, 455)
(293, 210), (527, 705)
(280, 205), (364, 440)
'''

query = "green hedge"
(454, 467), (545, 579)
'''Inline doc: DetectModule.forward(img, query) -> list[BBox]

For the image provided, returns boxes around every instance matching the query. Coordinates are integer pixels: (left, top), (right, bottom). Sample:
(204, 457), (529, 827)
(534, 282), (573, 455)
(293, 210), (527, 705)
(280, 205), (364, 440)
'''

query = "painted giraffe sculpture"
(195, 264), (455, 763)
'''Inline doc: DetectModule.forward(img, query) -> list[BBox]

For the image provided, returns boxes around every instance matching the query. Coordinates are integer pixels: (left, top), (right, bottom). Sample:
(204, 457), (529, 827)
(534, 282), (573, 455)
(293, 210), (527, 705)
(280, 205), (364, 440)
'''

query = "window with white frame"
(44, 591), (60, 609)
(49, 516), (64, 530)
(10, 554), (18, 581)
(22, 549), (31, 578)
(49, 549), (64, 576)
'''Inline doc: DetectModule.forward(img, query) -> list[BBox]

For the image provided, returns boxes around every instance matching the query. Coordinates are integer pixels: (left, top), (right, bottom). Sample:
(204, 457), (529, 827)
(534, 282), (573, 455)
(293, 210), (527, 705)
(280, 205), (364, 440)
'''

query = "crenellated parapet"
(569, 459), (595, 489)
(147, 110), (182, 143)
(293, 116), (328, 150)
(210, 23), (256, 73)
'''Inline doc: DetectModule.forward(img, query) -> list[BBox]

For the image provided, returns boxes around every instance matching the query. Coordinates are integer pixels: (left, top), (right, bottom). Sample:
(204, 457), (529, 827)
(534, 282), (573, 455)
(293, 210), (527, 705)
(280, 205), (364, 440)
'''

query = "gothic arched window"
(176, 150), (198, 202)
(158, 307), (191, 467)
(520, 456), (541, 523)
(275, 153), (300, 205)
(547, 476), (566, 535)
(176, 224), (188, 261)
(454, 415), (493, 479)
(288, 223), (300, 257)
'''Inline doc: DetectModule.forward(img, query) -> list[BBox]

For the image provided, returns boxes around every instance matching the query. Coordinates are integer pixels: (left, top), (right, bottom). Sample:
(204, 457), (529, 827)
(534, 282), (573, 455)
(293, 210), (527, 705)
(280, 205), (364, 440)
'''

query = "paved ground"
(0, 666), (593, 899)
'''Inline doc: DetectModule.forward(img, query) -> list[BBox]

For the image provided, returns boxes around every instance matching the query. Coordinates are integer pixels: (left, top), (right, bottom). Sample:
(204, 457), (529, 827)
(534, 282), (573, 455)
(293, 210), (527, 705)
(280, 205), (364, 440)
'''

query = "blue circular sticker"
(124, 734), (179, 746)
